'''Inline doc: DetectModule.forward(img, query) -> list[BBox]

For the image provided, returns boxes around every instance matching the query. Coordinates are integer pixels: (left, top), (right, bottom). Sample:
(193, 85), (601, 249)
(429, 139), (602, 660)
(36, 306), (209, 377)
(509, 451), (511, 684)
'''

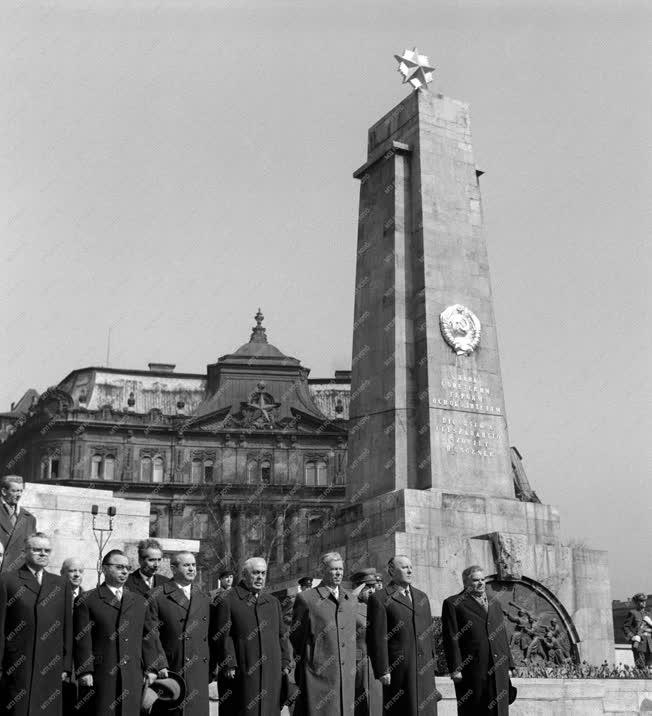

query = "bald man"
(367, 555), (440, 715)
(215, 557), (291, 715)
(61, 557), (85, 601)
(144, 551), (214, 715)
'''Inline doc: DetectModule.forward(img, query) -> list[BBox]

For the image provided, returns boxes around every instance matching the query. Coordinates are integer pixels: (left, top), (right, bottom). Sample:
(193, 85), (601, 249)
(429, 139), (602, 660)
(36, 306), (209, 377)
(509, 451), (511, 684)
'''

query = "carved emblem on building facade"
(440, 304), (481, 355)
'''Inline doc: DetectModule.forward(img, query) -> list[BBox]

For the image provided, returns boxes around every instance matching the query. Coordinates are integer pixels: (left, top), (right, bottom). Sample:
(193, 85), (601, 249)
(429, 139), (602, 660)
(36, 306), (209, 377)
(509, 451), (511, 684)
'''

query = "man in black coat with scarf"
(442, 565), (515, 716)
(366, 554), (439, 715)
(214, 557), (291, 715)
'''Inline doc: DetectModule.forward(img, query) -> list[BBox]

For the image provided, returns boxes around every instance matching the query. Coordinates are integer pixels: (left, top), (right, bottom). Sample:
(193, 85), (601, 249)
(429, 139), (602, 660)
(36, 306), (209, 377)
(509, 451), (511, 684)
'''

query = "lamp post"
(91, 504), (117, 587)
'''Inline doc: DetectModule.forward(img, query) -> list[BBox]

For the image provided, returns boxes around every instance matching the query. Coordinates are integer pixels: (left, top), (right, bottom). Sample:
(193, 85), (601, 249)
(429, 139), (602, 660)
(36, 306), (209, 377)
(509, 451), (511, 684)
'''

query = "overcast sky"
(1, 0), (650, 599)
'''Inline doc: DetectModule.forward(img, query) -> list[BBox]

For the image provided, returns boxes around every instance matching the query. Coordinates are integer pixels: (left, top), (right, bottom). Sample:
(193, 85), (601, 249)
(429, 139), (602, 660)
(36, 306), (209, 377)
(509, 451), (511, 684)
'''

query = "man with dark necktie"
(61, 557), (86, 713)
(145, 551), (214, 715)
(367, 555), (440, 716)
(125, 538), (170, 602)
(74, 549), (156, 716)
(0, 475), (37, 573)
(0, 532), (72, 716)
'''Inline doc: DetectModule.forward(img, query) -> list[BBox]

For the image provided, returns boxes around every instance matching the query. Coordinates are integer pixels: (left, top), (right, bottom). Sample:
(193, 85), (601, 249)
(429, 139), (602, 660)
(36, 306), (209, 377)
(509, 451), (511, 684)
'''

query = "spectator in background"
(0, 475), (37, 573)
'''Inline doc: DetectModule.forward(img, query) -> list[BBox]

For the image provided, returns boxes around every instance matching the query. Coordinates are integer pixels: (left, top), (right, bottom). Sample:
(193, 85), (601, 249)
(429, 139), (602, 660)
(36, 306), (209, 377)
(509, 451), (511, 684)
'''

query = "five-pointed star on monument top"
(394, 47), (436, 90)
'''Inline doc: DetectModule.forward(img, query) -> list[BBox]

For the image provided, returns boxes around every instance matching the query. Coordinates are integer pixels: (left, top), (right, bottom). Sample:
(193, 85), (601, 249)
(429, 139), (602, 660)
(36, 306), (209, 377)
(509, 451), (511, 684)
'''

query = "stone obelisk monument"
(326, 51), (613, 663)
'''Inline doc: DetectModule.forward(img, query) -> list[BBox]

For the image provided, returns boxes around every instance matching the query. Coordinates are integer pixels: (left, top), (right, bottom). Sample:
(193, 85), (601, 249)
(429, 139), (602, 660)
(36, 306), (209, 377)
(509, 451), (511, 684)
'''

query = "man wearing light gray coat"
(291, 552), (356, 716)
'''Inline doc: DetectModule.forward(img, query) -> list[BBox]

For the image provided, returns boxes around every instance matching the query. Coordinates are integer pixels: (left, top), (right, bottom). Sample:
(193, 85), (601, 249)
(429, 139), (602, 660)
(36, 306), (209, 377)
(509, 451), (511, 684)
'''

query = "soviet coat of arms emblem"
(440, 304), (481, 355)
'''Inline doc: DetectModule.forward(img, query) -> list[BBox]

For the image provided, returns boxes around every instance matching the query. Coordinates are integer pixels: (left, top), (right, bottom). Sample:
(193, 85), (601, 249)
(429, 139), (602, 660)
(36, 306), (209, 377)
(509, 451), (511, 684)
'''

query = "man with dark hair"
(291, 551), (356, 716)
(74, 549), (156, 716)
(0, 475), (37, 573)
(442, 565), (515, 715)
(145, 551), (214, 715)
(623, 592), (652, 670)
(215, 557), (291, 715)
(0, 531), (72, 716)
(125, 537), (169, 600)
(367, 555), (439, 715)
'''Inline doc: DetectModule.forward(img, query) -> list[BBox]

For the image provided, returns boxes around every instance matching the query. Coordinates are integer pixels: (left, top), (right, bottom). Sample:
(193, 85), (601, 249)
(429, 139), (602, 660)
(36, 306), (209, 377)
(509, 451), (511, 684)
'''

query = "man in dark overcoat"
(74, 549), (156, 716)
(214, 557), (291, 715)
(291, 551), (356, 716)
(442, 565), (515, 716)
(125, 537), (170, 603)
(0, 532), (72, 716)
(0, 475), (37, 573)
(351, 568), (382, 716)
(144, 551), (213, 715)
(60, 557), (86, 714)
(623, 592), (652, 669)
(366, 555), (439, 715)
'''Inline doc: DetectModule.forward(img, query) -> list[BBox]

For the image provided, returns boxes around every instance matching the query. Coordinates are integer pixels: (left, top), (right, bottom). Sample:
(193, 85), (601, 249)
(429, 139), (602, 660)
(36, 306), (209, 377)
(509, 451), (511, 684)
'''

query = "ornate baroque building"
(0, 311), (350, 590)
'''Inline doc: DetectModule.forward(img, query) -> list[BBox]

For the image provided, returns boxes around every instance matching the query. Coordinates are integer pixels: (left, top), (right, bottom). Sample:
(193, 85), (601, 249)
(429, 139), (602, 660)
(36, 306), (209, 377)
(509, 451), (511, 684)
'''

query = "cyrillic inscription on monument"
(433, 369), (503, 414)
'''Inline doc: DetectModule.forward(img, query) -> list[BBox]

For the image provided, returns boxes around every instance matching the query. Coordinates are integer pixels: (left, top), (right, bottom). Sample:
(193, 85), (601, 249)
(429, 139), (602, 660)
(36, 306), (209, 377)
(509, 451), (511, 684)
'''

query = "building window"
(92, 454), (116, 480)
(305, 461), (316, 486)
(247, 461), (257, 483)
(90, 455), (102, 479)
(191, 459), (202, 483)
(261, 460), (271, 484)
(152, 456), (164, 483)
(104, 456), (115, 481)
(41, 457), (60, 480)
(316, 460), (327, 486)
(141, 456), (153, 482)
(204, 460), (214, 483)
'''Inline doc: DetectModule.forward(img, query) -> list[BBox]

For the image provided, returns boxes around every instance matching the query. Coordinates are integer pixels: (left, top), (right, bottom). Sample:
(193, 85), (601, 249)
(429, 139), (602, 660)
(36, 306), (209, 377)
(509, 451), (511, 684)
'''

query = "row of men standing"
(0, 474), (516, 716)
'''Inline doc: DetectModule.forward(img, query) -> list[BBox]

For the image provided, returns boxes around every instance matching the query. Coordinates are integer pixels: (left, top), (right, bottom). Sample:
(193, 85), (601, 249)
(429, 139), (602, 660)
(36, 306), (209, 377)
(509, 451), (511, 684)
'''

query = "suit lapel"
(18, 565), (41, 595)
(387, 583), (414, 611)
(463, 592), (488, 619)
(166, 582), (190, 611)
(121, 588), (135, 615)
(0, 506), (14, 538)
(99, 583), (121, 610)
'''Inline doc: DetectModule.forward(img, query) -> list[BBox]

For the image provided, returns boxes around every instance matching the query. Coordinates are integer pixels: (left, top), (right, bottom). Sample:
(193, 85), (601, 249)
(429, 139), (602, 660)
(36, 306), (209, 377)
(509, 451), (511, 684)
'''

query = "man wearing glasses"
(0, 532), (73, 716)
(74, 549), (157, 716)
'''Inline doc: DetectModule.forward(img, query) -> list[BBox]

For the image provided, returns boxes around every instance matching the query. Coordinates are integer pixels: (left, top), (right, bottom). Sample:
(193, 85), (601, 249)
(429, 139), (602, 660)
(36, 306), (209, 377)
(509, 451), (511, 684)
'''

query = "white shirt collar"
(327, 585), (340, 599)
(107, 584), (123, 597)
(176, 582), (192, 598)
(140, 571), (154, 586)
(27, 565), (43, 579)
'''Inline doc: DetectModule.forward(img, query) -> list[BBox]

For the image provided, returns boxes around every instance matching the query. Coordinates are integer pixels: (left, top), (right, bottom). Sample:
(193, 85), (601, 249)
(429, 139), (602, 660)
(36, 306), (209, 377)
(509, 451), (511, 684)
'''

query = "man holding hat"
(74, 549), (156, 716)
(351, 568), (382, 716)
(144, 551), (213, 715)
(623, 592), (652, 670)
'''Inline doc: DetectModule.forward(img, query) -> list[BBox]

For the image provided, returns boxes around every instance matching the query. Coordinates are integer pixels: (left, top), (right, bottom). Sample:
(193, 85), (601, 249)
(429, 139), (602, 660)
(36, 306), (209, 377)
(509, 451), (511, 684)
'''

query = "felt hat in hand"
(141, 672), (186, 714)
